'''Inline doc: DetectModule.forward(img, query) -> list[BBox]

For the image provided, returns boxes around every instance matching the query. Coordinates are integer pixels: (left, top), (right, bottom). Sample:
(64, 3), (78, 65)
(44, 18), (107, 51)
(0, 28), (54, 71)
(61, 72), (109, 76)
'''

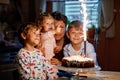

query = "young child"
(37, 12), (60, 60)
(63, 20), (100, 67)
(16, 22), (58, 80)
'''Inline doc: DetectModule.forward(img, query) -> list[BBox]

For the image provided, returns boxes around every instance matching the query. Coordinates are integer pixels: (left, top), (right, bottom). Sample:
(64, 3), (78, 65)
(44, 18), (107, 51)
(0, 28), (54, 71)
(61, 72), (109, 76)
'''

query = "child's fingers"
(56, 25), (61, 33)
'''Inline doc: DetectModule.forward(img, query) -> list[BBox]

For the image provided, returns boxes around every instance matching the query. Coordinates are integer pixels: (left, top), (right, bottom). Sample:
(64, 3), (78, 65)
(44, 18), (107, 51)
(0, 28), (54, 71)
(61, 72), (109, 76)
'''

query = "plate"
(55, 65), (101, 73)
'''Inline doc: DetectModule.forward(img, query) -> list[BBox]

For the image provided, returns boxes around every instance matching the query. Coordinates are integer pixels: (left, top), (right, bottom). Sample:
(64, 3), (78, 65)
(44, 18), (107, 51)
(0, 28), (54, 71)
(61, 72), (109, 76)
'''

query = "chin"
(35, 42), (39, 45)
(55, 37), (61, 41)
(55, 35), (63, 39)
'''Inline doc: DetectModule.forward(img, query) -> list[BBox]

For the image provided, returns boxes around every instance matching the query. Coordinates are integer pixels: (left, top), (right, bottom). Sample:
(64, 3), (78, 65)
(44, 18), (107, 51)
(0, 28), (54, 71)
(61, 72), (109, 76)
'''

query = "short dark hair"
(51, 11), (68, 27)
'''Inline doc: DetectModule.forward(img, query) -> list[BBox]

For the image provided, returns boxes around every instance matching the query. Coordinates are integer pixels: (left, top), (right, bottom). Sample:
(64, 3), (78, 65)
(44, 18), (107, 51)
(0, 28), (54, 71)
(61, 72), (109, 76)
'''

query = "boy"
(64, 20), (100, 67)
(16, 22), (58, 80)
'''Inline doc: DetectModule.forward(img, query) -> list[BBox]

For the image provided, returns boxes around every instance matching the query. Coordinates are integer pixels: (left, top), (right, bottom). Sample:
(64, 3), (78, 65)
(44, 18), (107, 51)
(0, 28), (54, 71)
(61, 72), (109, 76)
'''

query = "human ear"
(66, 32), (70, 39)
(21, 33), (26, 40)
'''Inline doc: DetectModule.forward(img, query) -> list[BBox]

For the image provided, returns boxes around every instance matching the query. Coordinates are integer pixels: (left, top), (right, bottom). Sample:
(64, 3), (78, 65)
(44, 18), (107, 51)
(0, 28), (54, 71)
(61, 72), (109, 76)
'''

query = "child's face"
(24, 28), (40, 46)
(42, 17), (54, 32)
(67, 27), (84, 45)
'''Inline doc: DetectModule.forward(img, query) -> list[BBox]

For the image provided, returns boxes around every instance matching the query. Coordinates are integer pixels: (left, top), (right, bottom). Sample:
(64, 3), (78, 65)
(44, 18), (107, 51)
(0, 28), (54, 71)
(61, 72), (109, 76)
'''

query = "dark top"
(53, 36), (70, 61)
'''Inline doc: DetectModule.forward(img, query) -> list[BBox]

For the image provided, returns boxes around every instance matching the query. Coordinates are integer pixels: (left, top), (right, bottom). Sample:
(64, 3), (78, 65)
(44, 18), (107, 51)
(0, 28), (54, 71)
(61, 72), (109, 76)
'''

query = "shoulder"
(64, 43), (71, 47)
(86, 41), (94, 47)
(34, 48), (45, 56)
(64, 43), (72, 50)
(18, 48), (26, 55)
(17, 48), (30, 60)
(17, 48), (36, 58)
(86, 41), (96, 52)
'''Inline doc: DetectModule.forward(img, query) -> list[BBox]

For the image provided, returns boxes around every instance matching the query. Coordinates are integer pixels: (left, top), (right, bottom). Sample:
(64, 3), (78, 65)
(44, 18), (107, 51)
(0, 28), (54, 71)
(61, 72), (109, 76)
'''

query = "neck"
(55, 38), (64, 52)
(56, 38), (64, 46)
(23, 43), (35, 51)
(72, 43), (81, 51)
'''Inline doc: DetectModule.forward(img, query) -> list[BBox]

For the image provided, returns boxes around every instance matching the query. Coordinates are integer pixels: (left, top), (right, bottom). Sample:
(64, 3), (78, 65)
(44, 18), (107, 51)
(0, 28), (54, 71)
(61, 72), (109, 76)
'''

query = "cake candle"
(84, 39), (86, 56)
(79, 0), (87, 56)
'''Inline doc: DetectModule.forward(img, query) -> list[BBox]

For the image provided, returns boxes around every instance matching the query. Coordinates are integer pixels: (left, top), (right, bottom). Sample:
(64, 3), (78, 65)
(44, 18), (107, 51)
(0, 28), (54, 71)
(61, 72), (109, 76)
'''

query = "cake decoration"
(62, 55), (94, 68)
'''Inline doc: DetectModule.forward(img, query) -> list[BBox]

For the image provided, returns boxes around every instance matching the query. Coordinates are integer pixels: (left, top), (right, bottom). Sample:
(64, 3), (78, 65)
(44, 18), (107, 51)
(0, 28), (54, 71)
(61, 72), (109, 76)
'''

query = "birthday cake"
(62, 55), (94, 68)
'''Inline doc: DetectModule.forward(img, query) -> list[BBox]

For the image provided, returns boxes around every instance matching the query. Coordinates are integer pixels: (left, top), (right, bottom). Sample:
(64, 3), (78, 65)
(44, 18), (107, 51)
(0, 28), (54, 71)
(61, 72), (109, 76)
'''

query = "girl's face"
(42, 17), (54, 32)
(23, 28), (40, 46)
(54, 20), (66, 40)
(67, 27), (84, 45)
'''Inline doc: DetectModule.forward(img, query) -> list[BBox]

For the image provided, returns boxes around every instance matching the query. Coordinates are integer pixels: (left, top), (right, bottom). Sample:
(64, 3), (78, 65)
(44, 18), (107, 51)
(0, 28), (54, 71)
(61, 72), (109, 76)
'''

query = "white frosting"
(63, 55), (93, 61)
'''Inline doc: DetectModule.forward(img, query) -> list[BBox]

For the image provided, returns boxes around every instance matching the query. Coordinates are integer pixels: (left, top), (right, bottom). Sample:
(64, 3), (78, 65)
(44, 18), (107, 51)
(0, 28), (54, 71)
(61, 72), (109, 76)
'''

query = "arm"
(51, 58), (62, 65)
(86, 42), (98, 66)
(16, 52), (34, 80)
(43, 59), (58, 80)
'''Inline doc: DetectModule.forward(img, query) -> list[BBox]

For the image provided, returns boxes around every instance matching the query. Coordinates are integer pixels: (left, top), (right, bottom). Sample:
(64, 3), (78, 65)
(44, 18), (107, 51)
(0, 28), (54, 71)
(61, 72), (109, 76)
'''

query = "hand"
(83, 55), (86, 58)
(50, 58), (61, 65)
(54, 46), (61, 53)
(56, 25), (61, 33)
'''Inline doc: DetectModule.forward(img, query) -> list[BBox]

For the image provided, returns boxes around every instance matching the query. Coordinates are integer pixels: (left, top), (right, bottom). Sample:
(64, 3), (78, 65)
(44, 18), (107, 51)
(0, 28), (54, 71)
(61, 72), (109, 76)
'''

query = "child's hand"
(50, 58), (61, 65)
(83, 55), (86, 58)
(54, 46), (61, 53)
(56, 25), (61, 33)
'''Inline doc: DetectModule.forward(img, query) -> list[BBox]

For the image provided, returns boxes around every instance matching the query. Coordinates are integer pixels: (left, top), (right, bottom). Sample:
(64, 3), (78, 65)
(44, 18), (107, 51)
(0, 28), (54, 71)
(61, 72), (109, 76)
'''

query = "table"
(79, 71), (120, 80)
(55, 66), (120, 80)
(55, 66), (101, 73)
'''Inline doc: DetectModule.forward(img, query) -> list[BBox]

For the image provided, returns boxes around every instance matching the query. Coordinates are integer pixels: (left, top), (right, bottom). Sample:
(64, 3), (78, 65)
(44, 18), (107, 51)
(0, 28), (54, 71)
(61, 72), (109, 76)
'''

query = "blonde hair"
(67, 20), (83, 33)
(37, 12), (54, 31)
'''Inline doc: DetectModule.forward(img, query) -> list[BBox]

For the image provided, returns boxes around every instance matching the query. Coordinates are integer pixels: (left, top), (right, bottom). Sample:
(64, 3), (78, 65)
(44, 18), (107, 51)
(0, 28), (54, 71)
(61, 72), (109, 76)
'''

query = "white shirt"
(63, 41), (98, 66)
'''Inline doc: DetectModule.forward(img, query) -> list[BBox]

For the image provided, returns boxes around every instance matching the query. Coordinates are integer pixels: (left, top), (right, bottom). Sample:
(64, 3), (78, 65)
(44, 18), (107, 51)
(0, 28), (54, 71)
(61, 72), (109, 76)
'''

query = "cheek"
(59, 32), (65, 38)
(44, 27), (48, 31)
(68, 35), (73, 39)
(61, 28), (65, 32)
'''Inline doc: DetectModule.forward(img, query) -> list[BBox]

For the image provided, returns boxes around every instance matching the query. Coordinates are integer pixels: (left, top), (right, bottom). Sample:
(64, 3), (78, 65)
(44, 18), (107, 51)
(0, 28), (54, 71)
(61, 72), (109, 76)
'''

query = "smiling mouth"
(49, 28), (53, 30)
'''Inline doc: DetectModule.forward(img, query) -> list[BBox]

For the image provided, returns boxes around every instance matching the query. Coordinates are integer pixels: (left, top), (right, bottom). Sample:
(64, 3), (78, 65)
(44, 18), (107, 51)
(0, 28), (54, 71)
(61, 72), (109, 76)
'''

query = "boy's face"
(42, 17), (54, 32)
(67, 27), (84, 45)
(23, 28), (40, 46)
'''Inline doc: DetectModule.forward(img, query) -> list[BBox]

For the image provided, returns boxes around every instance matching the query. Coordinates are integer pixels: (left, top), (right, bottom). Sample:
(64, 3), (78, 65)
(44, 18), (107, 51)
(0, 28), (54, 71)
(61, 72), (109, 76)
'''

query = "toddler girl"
(37, 12), (61, 60)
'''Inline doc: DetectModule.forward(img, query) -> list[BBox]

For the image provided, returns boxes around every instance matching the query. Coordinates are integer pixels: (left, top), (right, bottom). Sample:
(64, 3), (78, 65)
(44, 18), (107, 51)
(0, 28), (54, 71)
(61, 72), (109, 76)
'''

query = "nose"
(75, 33), (79, 37)
(35, 33), (40, 38)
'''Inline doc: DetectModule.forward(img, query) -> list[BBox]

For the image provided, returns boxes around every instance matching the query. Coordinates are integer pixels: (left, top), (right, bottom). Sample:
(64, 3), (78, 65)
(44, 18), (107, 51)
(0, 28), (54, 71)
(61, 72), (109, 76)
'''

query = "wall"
(96, 0), (120, 71)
